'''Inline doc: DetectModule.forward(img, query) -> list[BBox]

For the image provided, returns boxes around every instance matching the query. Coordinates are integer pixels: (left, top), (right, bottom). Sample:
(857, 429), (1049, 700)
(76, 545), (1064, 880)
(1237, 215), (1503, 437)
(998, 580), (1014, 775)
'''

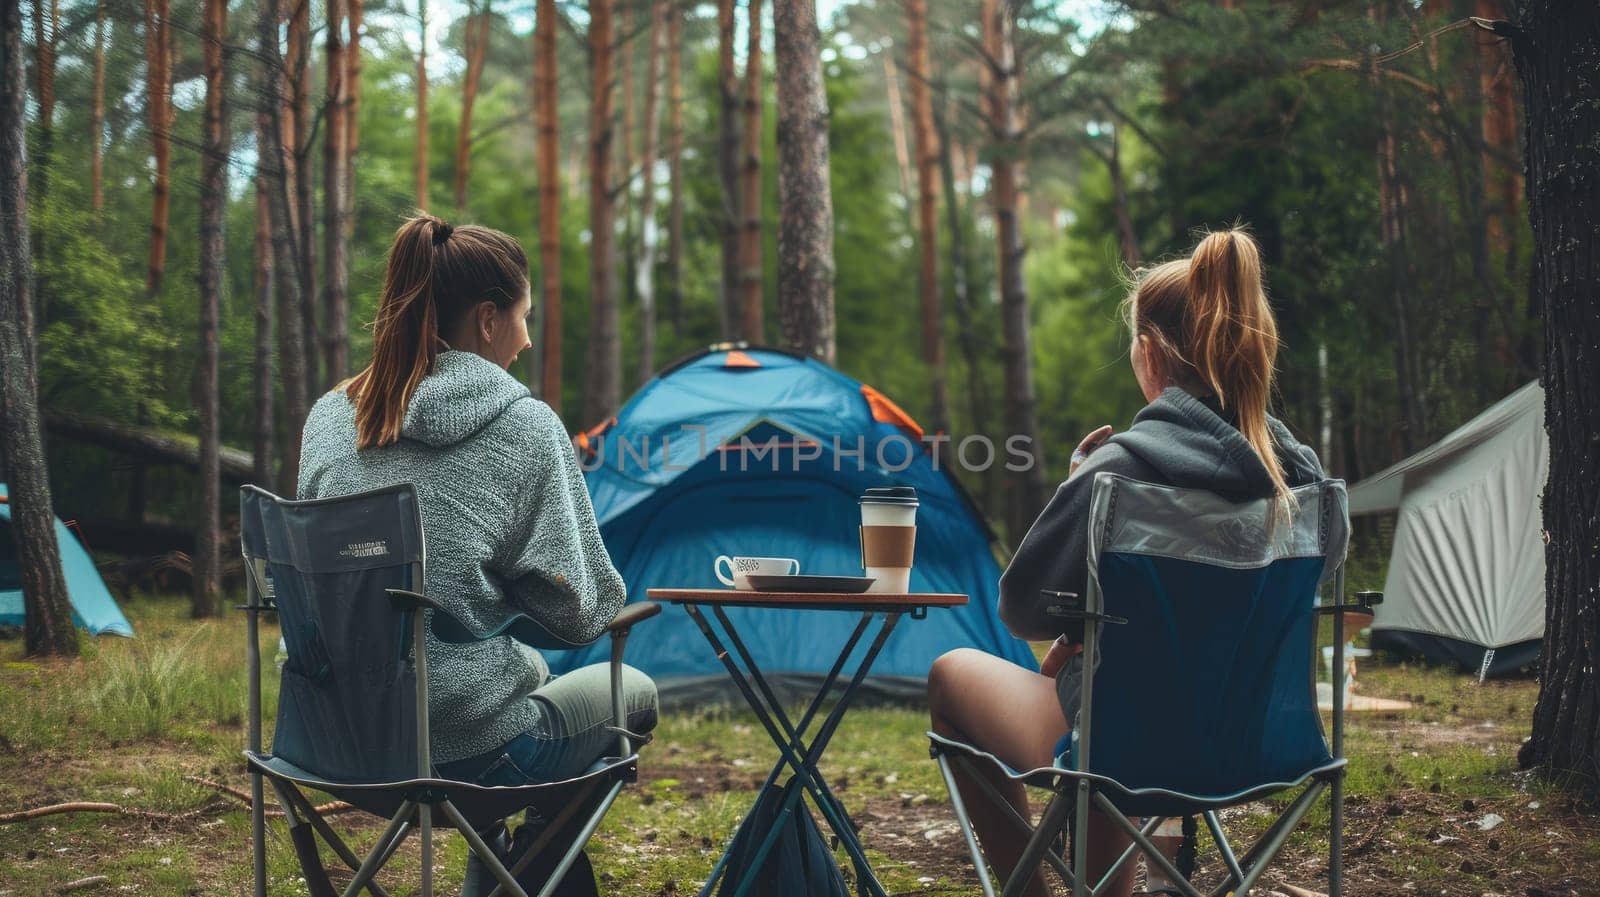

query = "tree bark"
(882, 52), (912, 202)
(258, 0), (307, 492)
(194, 0), (227, 618)
(454, 0), (491, 210)
(346, 0), (362, 239)
(253, 165), (275, 488)
(985, 0), (1045, 539)
(1, 0), (75, 656)
(535, 0), (561, 413)
(289, 0), (318, 392)
(323, 0), (350, 383)
(736, 0), (765, 343)
(773, 0), (835, 364)
(935, 83), (996, 518)
(716, 0), (739, 339)
(91, 0), (106, 217)
(635, 0), (666, 381)
(143, 0), (172, 296)
(1106, 123), (1140, 267)
(584, 0), (621, 426)
(666, 0), (684, 334)
(416, 0), (430, 208)
(907, 0), (948, 436)
(1508, 1), (1600, 800)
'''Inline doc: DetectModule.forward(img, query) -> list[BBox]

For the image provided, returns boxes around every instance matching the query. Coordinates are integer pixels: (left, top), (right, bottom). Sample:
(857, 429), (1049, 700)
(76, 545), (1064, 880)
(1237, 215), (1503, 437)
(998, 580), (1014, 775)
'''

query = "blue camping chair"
(238, 483), (659, 897)
(929, 473), (1380, 897)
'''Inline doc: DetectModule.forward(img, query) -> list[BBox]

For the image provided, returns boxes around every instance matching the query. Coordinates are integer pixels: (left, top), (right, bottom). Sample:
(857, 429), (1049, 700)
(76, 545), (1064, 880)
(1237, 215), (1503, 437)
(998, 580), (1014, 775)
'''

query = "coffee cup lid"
(861, 486), (919, 506)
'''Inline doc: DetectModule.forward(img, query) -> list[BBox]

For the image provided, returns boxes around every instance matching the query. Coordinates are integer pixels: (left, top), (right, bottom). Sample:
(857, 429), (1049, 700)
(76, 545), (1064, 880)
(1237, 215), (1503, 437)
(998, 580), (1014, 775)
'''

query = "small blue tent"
(547, 346), (1033, 700)
(0, 484), (134, 637)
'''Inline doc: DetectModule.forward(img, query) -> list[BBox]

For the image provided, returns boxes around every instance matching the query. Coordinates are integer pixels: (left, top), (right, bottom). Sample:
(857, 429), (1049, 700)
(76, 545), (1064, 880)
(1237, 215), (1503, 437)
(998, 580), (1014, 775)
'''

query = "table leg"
(689, 604), (903, 897)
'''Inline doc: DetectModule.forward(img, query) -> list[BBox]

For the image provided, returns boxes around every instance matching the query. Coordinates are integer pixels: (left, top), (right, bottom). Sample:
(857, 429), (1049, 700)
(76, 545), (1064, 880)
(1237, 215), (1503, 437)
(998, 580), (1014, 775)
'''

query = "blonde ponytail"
(1129, 227), (1295, 517)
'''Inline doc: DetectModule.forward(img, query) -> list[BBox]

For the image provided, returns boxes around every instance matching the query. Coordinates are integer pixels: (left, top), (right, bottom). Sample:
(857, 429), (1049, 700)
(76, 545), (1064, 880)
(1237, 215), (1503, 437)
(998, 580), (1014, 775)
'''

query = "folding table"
(646, 588), (968, 897)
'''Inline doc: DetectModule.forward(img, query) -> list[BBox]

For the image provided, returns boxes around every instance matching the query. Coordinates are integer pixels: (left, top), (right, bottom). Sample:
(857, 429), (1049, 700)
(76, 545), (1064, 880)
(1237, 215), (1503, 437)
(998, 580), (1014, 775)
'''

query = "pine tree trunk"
(907, 0), (948, 436)
(1106, 123), (1139, 266)
(985, 0), (1045, 540)
(259, 0), (307, 493)
(1509, 0), (1600, 800)
(584, 0), (621, 427)
(736, 0), (765, 343)
(716, 0), (739, 340)
(0, 0), (75, 656)
(144, 0), (172, 296)
(416, 0), (430, 208)
(935, 83), (996, 518)
(1371, 33), (1425, 455)
(289, 0), (318, 393)
(323, 0), (350, 383)
(666, 1), (684, 334)
(773, 0), (835, 364)
(91, 0), (106, 217)
(194, 0), (227, 618)
(454, 0), (490, 210)
(535, 0), (561, 413)
(254, 166), (275, 488)
(346, 0), (362, 239)
(635, 0), (665, 381)
(882, 53), (912, 202)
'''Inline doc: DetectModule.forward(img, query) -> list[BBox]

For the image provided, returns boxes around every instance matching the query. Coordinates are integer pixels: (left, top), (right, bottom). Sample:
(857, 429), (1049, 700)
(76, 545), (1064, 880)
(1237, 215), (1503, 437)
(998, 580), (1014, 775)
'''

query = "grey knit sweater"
(298, 349), (626, 763)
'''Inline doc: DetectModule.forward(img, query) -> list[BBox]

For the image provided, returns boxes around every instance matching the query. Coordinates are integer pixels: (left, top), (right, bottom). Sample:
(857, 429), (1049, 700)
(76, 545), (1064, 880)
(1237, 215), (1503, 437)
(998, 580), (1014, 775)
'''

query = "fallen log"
(44, 409), (255, 482)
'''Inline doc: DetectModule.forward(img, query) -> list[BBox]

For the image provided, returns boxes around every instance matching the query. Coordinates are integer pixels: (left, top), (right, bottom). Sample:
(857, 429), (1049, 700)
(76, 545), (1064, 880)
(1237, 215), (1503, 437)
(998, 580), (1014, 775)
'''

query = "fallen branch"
(184, 775), (356, 817)
(56, 876), (109, 893)
(0, 800), (226, 826)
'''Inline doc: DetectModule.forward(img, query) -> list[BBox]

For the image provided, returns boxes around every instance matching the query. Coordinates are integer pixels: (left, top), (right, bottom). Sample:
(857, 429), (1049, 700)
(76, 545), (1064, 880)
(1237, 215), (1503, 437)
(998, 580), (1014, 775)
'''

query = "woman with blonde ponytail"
(298, 215), (658, 893)
(927, 227), (1324, 897)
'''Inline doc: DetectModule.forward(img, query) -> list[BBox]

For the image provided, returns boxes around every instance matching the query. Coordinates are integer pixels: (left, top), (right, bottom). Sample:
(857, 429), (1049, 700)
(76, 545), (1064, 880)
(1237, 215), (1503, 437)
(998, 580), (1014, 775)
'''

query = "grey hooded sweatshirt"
(298, 350), (626, 763)
(999, 386), (1324, 643)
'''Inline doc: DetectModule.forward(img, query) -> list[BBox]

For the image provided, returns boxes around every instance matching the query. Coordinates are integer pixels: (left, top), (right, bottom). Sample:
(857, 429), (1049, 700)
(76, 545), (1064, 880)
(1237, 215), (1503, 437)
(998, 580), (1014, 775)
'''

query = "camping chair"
(238, 483), (659, 897)
(930, 472), (1381, 897)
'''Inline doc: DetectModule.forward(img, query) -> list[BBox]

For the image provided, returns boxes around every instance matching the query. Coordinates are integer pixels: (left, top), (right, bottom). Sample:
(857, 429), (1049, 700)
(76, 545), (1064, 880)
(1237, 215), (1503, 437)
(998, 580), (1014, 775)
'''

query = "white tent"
(1349, 381), (1545, 679)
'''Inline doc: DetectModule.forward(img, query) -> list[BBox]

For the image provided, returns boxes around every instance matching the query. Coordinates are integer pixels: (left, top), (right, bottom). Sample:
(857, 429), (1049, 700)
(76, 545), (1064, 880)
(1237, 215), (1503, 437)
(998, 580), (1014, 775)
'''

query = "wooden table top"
(647, 588), (968, 611)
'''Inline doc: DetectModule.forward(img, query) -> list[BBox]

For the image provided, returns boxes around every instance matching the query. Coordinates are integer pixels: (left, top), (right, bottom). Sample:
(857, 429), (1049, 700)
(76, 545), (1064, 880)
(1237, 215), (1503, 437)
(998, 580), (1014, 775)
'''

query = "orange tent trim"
(722, 350), (762, 368)
(860, 384), (925, 440)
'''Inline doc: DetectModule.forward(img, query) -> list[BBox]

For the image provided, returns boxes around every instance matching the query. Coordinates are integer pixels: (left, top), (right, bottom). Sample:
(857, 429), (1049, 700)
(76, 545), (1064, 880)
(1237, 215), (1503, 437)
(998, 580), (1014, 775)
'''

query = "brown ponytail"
(342, 214), (529, 449)
(1127, 227), (1294, 514)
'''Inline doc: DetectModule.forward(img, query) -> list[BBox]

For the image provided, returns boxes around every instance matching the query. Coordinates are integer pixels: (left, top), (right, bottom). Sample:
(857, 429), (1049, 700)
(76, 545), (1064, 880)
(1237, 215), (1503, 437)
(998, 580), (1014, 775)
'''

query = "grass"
(0, 594), (1594, 897)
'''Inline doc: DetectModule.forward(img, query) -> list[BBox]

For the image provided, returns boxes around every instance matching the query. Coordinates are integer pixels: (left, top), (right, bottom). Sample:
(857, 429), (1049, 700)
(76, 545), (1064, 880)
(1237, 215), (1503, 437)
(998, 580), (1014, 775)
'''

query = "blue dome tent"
(0, 484), (134, 638)
(547, 346), (1033, 701)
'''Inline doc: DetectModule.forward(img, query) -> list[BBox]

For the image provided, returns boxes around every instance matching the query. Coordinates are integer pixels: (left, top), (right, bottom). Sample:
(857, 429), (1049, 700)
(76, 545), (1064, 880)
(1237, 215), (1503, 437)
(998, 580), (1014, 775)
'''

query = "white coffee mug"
(715, 555), (801, 590)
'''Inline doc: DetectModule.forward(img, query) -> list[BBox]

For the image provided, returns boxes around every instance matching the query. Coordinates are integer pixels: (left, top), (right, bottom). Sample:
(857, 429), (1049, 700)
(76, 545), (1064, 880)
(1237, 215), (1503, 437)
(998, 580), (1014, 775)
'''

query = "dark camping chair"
(239, 483), (659, 897)
(930, 472), (1381, 897)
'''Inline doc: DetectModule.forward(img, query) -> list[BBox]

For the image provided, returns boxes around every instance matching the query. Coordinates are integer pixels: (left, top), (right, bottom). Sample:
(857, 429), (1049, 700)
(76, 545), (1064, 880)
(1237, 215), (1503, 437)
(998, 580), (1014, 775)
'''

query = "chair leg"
(341, 801), (416, 897)
(1329, 768), (1344, 897)
(438, 800), (531, 897)
(419, 803), (434, 897)
(1003, 788), (1075, 897)
(275, 782), (395, 897)
(934, 754), (997, 897)
(497, 780), (601, 889)
(532, 780), (625, 897)
(1089, 795), (1205, 897)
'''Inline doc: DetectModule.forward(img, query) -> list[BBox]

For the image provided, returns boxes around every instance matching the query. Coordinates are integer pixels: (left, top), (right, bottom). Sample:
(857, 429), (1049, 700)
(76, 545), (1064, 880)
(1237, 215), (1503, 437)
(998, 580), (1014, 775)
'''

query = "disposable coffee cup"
(860, 486), (917, 593)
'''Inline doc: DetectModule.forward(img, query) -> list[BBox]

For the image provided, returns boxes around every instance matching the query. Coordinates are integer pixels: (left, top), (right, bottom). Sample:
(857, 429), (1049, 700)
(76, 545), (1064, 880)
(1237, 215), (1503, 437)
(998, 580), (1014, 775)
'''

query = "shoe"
(460, 822), (511, 897)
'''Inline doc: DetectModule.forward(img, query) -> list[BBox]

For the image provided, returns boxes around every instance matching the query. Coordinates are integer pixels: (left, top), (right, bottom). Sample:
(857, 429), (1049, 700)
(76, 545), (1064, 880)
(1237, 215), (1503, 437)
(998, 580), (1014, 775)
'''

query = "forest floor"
(0, 596), (1596, 897)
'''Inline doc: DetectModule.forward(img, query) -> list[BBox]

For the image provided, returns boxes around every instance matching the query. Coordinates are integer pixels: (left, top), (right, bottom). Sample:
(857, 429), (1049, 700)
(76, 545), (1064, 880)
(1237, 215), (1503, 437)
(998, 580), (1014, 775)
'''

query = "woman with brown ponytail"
(927, 228), (1324, 897)
(298, 215), (657, 892)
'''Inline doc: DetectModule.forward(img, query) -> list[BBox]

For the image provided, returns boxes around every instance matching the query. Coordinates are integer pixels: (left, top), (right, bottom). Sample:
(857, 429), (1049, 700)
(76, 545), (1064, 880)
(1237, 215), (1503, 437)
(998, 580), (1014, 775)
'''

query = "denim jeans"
(437, 663), (659, 787)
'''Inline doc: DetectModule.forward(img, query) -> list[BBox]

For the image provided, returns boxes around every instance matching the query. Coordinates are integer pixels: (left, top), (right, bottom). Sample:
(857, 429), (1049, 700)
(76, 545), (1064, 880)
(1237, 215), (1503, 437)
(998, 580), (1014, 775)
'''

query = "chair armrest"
(387, 588), (594, 651)
(1040, 589), (1128, 626)
(607, 602), (662, 636)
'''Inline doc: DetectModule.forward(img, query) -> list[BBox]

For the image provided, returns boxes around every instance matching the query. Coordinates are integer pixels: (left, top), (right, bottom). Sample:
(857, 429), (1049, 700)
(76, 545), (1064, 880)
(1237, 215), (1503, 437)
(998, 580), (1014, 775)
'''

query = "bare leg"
(929, 648), (1136, 897)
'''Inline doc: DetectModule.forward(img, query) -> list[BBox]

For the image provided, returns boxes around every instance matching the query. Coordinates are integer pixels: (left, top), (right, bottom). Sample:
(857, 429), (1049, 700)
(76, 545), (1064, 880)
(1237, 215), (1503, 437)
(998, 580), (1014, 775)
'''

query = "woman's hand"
(1068, 425), (1114, 478)
(1039, 635), (1083, 678)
